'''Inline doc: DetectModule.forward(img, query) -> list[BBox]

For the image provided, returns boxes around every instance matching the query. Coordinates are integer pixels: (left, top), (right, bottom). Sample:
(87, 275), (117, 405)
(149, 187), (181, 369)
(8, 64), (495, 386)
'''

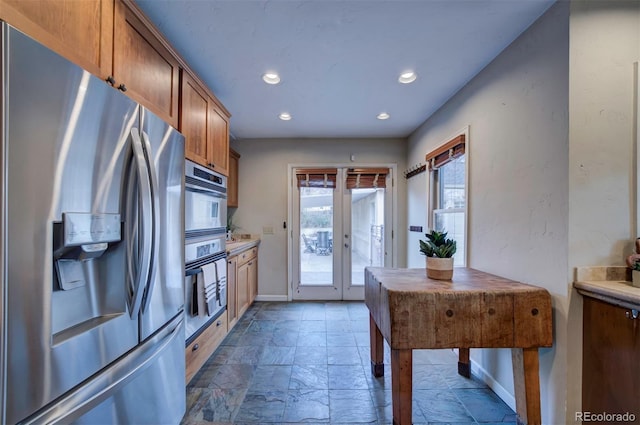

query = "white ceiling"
(135, 0), (555, 140)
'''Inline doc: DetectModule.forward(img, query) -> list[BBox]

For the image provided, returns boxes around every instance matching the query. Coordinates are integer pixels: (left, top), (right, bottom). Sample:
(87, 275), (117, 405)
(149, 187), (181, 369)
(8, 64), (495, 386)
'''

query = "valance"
(295, 168), (338, 188)
(425, 134), (465, 170)
(346, 168), (389, 189)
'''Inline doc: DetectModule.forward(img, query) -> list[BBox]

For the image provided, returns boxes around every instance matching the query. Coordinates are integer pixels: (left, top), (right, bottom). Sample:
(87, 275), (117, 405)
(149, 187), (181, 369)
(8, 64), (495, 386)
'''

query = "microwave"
(185, 160), (227, 237)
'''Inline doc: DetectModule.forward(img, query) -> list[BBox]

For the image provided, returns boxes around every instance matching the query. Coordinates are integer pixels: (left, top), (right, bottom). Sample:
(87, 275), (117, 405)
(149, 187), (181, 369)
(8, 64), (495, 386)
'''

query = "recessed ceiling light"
(398, 71), (417, 84)
(279, 112), (292, 121)
(377, 112), (390, 120)
(262, 72), (281, 85)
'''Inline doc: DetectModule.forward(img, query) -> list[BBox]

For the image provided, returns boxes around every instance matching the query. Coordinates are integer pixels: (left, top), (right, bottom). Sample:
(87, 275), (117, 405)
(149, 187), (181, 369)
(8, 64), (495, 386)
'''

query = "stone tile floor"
(182, 301), (516, 425)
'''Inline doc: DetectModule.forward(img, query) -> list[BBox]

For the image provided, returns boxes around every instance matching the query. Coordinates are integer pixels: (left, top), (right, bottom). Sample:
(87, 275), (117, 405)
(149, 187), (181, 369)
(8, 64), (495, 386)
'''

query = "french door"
(290, 167), (392, 300)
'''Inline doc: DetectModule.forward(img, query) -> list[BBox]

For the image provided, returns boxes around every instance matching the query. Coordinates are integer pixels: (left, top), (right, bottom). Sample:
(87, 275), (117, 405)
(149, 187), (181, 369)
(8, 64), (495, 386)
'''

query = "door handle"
(140, 130), (161, 313)
(126, 128), (153, 319)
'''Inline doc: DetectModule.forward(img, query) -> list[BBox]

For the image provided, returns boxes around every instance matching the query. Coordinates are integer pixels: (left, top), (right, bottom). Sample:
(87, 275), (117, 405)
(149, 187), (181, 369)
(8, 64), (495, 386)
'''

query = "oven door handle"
(185, 268), (202, 277)
(185, 182), (227, 198)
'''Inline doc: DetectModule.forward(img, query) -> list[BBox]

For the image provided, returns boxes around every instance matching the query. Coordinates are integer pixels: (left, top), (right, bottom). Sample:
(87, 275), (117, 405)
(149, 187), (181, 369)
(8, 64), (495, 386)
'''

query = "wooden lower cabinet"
(185, 312), (227, 384)
(186, 245), (258, 382)
(229, 246), (258, 328)
(248, 258), (258, 304)
(227, 256), (238, 329)
(583, 297), (640, 421)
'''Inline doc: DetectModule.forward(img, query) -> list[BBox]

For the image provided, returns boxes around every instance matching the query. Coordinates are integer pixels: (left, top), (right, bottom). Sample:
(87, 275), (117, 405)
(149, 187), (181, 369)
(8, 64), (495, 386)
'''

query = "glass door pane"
(349, 188), (385, 286)
(299, 186), (334, 286)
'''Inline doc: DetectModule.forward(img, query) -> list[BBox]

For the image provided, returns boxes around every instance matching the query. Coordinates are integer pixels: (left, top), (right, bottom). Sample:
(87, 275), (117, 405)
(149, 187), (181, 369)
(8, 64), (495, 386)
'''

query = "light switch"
(263, 226), (274, 235)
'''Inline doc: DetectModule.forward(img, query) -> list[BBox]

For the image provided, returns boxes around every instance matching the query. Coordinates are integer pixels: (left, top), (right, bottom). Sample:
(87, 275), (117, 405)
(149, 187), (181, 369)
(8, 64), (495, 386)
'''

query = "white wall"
(568, 0), (640, 422)
(407, 3), (569, 423)
(230, 138), (407, 299)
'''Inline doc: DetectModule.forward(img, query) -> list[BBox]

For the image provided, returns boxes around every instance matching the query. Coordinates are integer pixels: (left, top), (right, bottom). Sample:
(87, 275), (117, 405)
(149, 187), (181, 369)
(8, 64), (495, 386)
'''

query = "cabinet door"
(237, 261), (250, 318)
(208, 101), (230, 176)
(0, 0), (113, 78)
(583, 297), (640, 418)
(180, 71), (210, 166)
(113, 0), (179, 128)
(227, 256), (238, 329)
(248, 257), (258, 304)
(228, 149), (240, 208)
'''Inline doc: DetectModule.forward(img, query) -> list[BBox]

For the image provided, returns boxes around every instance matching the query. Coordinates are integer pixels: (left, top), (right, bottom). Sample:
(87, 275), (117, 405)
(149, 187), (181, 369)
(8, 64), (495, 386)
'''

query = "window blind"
(425, 134), (465, 170)
(295, 168), (338, 188)
(345, 168), (389, 189)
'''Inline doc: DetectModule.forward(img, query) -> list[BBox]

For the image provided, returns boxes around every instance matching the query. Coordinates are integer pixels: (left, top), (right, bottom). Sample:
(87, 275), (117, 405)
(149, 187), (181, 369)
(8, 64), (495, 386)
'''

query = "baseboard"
(470, 359), (516, 411)
(254, 295), (289, 302)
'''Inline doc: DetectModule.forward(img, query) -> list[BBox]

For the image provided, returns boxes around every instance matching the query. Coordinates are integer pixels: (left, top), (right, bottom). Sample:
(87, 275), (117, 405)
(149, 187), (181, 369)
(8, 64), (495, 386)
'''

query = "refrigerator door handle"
(140, 130), (161, 313)
(126, 128), (154, 318)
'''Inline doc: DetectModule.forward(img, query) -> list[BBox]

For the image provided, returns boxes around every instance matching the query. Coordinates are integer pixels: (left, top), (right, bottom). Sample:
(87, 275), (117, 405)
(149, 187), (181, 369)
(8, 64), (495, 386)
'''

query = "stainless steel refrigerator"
(0, 24), (186, 424)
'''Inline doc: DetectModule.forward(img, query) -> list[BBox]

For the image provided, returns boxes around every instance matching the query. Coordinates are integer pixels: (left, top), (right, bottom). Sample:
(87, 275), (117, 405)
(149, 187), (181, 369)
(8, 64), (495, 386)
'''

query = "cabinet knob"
(105, 76), (116, 86)
(626, 309), (639, 320)
(118, 83), (127, 92)
(192, 343), (199, 351)
(208, 163), (215, 168)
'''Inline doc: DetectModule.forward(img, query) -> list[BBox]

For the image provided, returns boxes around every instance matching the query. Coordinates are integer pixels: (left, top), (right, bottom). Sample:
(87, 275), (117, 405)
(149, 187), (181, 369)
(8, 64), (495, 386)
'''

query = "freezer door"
(2, 26), (140, 423)
(139, 108), (185, 340)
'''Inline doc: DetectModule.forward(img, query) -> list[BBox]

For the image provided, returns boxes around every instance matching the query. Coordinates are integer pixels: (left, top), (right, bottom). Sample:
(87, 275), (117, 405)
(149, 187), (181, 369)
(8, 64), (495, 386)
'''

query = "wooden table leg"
(391, 348), (412, 425)
(369, 313), (384, 377)
(458, 348), (470, 378)
(511, 347), (542, 425)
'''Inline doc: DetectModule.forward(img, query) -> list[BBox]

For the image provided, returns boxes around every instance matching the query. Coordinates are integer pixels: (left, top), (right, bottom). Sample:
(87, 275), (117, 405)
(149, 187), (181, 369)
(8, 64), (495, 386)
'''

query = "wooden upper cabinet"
(0, 0), (113, 77)
(113, 0), (180, 128)
(228, 149), (240, 208)
(181, 71), (211, 166)
(209, 101), (230, 176)
(180, 68), (231, 175)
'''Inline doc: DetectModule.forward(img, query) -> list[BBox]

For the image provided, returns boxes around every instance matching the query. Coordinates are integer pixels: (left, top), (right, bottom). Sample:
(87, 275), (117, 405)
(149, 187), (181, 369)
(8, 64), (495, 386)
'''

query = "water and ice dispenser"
(51, 213), (126, 342)
(53, 213), (122, 290)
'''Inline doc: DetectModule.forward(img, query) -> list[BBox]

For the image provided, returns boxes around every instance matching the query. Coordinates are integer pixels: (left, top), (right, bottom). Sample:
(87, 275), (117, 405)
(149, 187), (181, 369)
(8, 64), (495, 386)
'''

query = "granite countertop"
(226, 237), (260, 257)
(573, 266), (640, 310)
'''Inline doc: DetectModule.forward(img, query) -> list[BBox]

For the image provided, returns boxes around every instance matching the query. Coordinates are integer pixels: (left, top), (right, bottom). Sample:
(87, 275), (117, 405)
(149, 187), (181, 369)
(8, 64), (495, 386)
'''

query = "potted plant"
(419, 230), (457, 280)
(625, 239), (640, 287)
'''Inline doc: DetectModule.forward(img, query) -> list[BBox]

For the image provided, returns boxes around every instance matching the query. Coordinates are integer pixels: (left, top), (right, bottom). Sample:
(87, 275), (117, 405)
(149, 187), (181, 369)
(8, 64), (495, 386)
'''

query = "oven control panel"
(185, 235), (226, 265)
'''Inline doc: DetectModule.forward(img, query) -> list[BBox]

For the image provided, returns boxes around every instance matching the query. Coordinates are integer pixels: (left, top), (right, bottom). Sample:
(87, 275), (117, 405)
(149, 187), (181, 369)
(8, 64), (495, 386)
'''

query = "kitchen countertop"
(573, 266), (640, 310)
(226, 238), (260, 257)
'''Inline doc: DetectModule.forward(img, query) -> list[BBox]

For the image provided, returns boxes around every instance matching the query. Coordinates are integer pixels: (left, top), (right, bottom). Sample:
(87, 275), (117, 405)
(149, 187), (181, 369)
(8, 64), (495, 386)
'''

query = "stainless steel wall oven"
(184, 159), (228, 343)
(185, 159), (227, 238)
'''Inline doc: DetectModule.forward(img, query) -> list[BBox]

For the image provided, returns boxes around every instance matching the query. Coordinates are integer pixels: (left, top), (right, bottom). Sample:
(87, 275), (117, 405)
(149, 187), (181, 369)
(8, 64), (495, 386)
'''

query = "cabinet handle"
(118, 83), (127, 92)
(105, 76), (116, 86)
(248, 261), (253, 265)
(192, 343), (199, 352)
(216, 320), (222, 327)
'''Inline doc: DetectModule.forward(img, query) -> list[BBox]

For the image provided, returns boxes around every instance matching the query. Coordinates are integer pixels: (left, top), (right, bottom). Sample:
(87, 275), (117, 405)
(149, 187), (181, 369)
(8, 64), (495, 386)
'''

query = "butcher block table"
(364, 267), (552, 425)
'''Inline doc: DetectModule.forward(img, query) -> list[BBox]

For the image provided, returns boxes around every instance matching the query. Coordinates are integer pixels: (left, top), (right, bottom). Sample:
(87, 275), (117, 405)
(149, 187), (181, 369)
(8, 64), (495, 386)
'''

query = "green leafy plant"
(626, 253), (640, 271)
(419, 230), (457, 258)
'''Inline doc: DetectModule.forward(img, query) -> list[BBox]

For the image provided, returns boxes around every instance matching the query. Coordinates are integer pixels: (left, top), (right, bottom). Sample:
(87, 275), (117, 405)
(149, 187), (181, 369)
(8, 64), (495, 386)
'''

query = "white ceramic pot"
(426, 257), (454, 280)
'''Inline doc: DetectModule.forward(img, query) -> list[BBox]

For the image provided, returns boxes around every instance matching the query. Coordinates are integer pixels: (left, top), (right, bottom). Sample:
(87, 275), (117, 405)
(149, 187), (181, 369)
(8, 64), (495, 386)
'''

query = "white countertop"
(226, 238), (260, 256)
(574, 266), (640, 310)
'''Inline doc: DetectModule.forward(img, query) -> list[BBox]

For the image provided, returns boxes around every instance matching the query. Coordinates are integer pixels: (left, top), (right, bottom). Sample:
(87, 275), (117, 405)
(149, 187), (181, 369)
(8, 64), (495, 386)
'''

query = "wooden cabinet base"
(583, 297), (640, 420)
(186, 312), (228, 384)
